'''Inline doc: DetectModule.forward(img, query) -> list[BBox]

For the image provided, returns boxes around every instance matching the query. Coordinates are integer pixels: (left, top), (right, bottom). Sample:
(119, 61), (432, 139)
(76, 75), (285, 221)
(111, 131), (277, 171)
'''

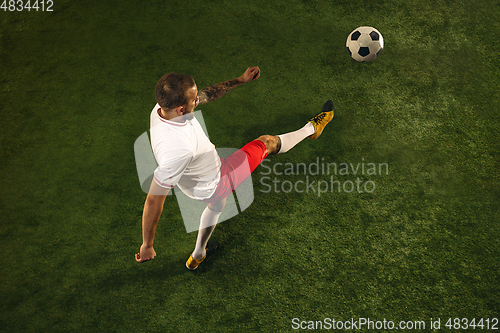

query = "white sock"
(192, 207), (222, 260)
(277, 122), (315, 154)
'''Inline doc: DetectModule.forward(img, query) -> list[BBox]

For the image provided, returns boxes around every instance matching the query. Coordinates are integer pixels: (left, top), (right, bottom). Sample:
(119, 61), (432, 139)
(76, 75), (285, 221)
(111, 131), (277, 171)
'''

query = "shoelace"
(311, 112), (327, 124)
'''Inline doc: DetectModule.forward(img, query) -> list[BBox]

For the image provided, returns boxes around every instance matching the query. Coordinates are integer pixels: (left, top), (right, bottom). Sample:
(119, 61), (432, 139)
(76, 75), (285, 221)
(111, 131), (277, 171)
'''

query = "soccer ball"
(346, 26), (384, 62)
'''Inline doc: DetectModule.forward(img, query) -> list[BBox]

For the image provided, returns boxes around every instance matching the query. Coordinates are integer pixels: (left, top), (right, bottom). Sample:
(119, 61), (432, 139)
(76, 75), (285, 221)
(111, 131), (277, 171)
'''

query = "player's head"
(155, 73), (199, 115)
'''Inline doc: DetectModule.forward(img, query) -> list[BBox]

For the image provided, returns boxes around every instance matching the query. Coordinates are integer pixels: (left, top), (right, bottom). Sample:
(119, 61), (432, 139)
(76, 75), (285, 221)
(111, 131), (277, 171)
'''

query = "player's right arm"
(135, 180), (170, 263)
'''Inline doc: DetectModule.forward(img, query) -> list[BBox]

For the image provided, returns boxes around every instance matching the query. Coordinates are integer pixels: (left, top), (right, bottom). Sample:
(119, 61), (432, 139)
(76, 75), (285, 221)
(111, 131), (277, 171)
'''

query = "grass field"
(1, 0), (499, 332)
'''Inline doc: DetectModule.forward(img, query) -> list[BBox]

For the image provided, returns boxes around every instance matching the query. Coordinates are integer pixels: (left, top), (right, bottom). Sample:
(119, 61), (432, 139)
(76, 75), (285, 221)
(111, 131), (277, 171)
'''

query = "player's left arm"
(197, 66), (260, 104)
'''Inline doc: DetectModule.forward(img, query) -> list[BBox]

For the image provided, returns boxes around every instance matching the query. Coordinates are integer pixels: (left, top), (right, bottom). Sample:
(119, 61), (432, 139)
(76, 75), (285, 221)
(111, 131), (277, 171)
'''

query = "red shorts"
(202, 140), (268, 204)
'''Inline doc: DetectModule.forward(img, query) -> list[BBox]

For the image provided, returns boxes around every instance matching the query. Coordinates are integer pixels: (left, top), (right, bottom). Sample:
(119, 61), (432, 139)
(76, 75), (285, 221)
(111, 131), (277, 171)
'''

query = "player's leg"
(186, 100), (334, 269)
(207, 100), (335, 201)
(186, 198), (226, 270)
(261, 100), (335, 154)
(255, 134), (280, 154)
(194, 198), (226, 260)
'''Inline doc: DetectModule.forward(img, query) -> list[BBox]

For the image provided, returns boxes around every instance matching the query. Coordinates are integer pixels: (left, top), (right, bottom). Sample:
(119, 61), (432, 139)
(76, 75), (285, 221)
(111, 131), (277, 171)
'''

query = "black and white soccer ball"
(346, 26), (384, 62)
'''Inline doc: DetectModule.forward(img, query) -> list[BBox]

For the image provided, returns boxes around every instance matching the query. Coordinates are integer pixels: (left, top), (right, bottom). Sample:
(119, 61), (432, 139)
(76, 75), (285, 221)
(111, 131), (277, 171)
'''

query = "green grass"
(1, 0), (499, 332)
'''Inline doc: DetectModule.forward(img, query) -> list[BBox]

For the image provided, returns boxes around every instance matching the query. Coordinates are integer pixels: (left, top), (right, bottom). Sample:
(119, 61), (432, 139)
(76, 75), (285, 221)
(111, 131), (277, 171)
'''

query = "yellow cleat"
(307, 100), (334, 139)
(186, 254), (206, 270)
(185, 240), (219, 270)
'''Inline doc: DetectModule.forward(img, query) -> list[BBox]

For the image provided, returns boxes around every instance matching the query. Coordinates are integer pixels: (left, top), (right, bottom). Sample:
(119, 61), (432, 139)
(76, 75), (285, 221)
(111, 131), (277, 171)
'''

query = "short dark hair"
(155, 73), (195, 109)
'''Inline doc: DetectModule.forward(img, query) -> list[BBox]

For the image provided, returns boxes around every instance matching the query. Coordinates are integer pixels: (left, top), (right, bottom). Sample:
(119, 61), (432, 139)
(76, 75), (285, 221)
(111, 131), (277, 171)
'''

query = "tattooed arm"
(198, 66), (260, 104)
(197, 78), (241, 104)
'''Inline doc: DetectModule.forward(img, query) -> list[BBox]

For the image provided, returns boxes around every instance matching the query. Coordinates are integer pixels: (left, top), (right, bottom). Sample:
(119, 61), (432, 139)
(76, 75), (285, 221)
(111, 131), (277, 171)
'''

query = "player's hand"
(135, 244), (156, 263)
(238, 66), (260, 84)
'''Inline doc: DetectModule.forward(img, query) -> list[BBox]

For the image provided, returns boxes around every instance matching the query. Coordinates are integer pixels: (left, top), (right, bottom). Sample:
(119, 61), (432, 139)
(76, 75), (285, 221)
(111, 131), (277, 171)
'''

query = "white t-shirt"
(150, 104), (221, 200)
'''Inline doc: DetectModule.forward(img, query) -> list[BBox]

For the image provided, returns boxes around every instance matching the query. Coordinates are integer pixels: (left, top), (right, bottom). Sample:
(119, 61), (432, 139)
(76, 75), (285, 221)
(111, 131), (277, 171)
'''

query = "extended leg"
(259, 100), (334, 154)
